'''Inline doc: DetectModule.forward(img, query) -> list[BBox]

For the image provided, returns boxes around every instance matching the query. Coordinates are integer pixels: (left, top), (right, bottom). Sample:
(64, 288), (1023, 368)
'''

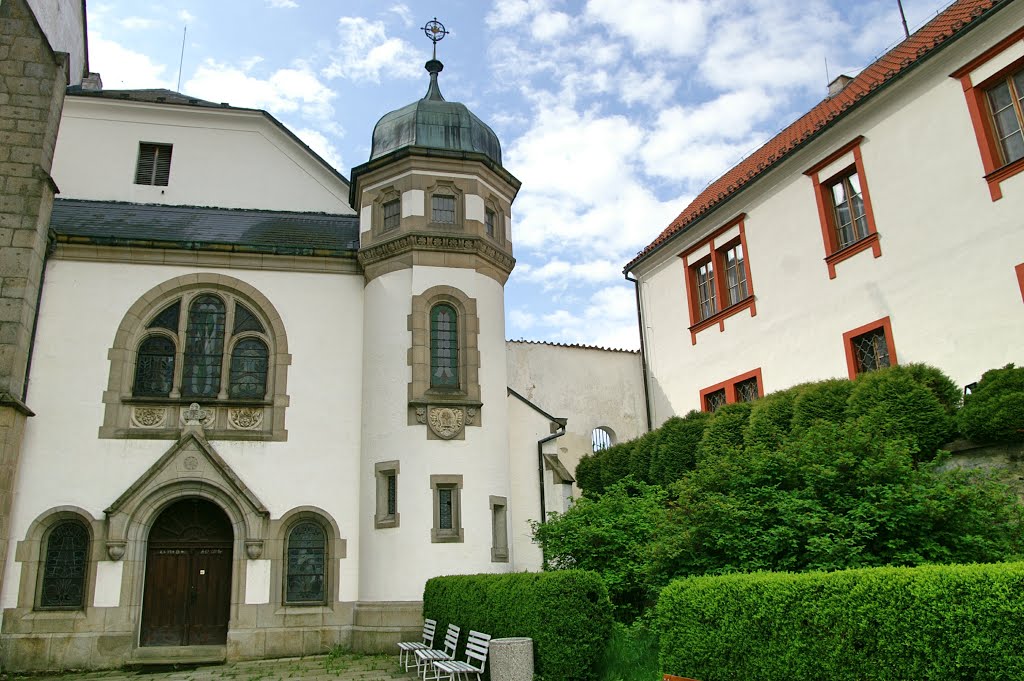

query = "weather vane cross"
(422, 17), (448, 60)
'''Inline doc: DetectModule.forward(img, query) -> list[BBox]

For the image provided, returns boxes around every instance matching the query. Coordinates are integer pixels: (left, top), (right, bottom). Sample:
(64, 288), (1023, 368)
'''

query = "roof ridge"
(625, 0), (1002, 272)
(506, 338), (639, 353)
(53, 198), (357, 219)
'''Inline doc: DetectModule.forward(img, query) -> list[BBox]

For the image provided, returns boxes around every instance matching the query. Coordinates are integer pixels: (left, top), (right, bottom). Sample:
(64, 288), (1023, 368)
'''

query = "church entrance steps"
(128, 644), (227, 667)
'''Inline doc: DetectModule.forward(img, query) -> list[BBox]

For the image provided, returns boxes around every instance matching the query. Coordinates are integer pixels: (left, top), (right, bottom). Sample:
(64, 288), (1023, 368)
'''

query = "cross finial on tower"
(422, 17), (449, 61)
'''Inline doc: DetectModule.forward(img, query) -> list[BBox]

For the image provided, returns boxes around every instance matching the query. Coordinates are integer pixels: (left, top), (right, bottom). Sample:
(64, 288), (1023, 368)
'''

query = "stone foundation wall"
(940, 439), (1024, 500)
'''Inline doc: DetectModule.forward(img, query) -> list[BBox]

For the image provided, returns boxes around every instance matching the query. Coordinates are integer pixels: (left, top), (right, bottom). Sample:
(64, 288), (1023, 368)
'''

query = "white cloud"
(88, 36), (172, 89)
(177, 10), (196, 24)
(322, 17), (423, 83)
(530, 285), (639, 349)
(292, 127), (343, 171)
(585, 0), (711, 57)
(389, 4), (415, 28)
(267, 0), (299, 7)
(184, 60), (336, 120)
(509, 309), (537, 330)
(119, 17), (161, 30)
(531, 11), (572, 42)
(521, 259), (623, 287)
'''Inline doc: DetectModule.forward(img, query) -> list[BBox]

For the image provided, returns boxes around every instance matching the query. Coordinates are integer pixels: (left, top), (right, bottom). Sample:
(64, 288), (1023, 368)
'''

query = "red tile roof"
(626, 0), (1003, 272)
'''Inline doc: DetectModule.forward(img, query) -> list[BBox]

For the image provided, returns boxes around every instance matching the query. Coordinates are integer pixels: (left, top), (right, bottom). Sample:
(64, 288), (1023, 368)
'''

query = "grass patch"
(596, 622), (660, 681)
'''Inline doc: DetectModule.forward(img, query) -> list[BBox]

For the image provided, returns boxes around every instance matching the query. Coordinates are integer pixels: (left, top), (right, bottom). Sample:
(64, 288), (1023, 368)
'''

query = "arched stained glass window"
(133, 336), (176, 397)
(182, 295), (226, 398)
(39, 521), (89, 610)
(430, 304), (458, 388)
(233, 303), (265, 334)
(147, 301), (180, 332)
(285, 522), (326, 604)
(229, 338), (268, 399)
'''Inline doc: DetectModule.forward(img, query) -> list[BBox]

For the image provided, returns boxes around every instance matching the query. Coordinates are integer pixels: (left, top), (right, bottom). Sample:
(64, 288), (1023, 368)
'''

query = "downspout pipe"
(625, 272), (653, 432)
(537, 422), (566, 524)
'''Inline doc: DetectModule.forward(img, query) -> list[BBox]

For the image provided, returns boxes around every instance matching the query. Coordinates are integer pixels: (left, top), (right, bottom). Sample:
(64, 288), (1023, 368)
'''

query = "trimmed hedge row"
(657, 561), (1024, 681)
(422, 571), (613, 681)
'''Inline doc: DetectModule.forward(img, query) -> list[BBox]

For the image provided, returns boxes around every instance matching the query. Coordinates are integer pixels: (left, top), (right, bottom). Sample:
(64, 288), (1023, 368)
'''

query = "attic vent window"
(135, 142), (173, 186)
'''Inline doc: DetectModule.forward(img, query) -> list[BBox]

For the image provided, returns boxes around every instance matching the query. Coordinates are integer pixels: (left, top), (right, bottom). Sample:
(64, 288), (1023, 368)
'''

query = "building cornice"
(357, 231), (515, 285)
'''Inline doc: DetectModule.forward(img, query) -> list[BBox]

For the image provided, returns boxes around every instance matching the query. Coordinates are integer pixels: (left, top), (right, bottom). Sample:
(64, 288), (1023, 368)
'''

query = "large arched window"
(285, 521), (326, 605)
(430, 303), (459, 388)
(38, 521), (89, 610)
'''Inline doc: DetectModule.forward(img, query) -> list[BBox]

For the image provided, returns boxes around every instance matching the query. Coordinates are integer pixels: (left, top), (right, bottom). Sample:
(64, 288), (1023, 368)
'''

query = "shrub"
(898, 362), (962, 413)
(573, 453), (603, 496)
(743, 387), (800, 450)
(423, 571), (613, 681)
(657, 562), (1024, 681)
(648, 411), (710, 484)
(958, 364), (1024, 444)
(627, 430), (662, 484)
(695, 402), (752, 463)
(790, 378), (853, 432)
(846, 367), (955, 459)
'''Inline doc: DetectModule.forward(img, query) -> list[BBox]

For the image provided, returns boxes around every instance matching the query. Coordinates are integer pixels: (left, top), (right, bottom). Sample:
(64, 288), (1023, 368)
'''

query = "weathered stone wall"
(0, 0), (68, 626)
(941, 439), (1024, 502)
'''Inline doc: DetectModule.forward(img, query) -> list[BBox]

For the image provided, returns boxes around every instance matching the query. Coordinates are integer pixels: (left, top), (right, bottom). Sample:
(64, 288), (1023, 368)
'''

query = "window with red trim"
(700, 369), (762, 413)
(1016, 263), (1024, 302)
(842, 316), (898, 380)
(952, 27), (1024, 201)
(681, 215), (756, 344)
(804, 137), (882, 279)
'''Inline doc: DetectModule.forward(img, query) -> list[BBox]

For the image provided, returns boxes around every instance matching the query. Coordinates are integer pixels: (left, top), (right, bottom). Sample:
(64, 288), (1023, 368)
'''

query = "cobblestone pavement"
(6, 653), (422, 681)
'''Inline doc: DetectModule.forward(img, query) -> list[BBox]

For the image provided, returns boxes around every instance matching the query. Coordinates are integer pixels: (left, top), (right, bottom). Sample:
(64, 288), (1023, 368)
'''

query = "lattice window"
(704, 388), (727, 413)
(229, 338), (269, 399)
(148, 301), (180, 332)
(430, 475), (462, 543)
(438, 488), (454, 530)
(430, 304), (459, 388)
(375, 461), (400, 529)
(383, 199), (401, 230)
(182, 295), (226, 398)
(39, 521), (89, 610)
(592, 427), (613, 452)
(735, 377), (759, 403)
(851, 328), (891, 375)
(432, 195), (456, 224)
(828, 171), (869, 250)
(134, 142), (172, 186)
(233, 304), (265, 334)
(133, 336), (176, 397)
(285, 522), (326, 604)
(485, 209), (496, 237)
(386, 474), (397, 516)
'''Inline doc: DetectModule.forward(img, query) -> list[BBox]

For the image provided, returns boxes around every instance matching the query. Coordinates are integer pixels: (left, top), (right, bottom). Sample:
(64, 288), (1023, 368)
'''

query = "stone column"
(489, 637), (534, 681)
(0, 0), (70, 594)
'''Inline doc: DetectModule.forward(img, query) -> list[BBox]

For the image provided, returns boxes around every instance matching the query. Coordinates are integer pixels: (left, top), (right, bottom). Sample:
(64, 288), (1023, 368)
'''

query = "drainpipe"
(536, 421), (566, 523)
(625, 272), (653, 432)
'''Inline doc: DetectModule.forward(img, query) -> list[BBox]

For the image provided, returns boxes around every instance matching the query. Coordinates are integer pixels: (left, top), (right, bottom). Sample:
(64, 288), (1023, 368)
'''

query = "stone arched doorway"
(140, 498), (233, 647)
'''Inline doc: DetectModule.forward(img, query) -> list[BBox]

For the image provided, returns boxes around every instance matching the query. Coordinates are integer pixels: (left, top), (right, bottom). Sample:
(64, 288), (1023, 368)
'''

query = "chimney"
(828, 74), (853, 98)
(81, 72), (103, 91)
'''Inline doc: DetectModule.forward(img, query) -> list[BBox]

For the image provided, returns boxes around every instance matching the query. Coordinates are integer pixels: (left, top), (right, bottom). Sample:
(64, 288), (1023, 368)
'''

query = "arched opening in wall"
(140, 498), (233, 647)
(592, 426), (615, 453)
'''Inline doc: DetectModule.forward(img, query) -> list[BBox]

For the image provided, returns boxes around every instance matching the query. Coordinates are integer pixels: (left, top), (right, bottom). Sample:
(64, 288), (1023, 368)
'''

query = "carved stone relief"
(131, 407), (166, 428)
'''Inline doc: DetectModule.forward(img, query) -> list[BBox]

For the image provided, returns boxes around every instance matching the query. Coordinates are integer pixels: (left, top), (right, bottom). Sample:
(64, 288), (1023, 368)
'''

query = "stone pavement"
(6, 652), (422, 681)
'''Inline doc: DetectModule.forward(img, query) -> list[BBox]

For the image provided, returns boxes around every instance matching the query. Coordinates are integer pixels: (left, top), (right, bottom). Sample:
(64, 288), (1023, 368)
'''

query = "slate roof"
(50, 199), (360, 256)
(64, 87), (226, 108)
(626, 0), (1005, 272)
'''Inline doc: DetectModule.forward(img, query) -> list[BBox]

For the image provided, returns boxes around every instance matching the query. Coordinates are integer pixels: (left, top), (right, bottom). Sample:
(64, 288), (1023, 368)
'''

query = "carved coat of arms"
(427, 406), (465, 439)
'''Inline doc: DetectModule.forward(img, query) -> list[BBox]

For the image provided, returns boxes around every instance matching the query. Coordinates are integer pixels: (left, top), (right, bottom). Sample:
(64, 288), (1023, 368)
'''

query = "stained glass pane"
(182, 295), (225, 398)
(133, 336), (176, 397)
(148, 301), (180, 332)
(233, 303), (265, 334)
(438, 488), (453, 530)
(40, 522), (88, 609)
(704, 389), (726, 413)
(852, 328), (891, 375)
(735, 377), (760, 403)
(430, 304), (459, 387)
(229, 338), (268, 399)
(432, 195), (456, 223)
(383, 199), (400, 230)
(386, 474), (397, 516)
(286, 522), (326, 604)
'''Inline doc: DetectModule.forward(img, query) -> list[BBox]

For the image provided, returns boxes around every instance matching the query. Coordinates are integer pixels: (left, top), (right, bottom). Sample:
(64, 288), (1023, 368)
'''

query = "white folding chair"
(397, 618), (436, 671)
(432, 630), (491, 681)
(414, 622), (460, 680)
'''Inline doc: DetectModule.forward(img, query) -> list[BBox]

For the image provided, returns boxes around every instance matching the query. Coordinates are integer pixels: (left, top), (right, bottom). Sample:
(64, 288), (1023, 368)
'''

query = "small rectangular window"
(374, 461), (400, 529)
(695, 260), (717, 321)
(383, 199), (401, 230)
(700, 369), (763, 412)
(704, 388), (726, 413)
(735, 377), (759, 402)
(432, 195), (456, 223)
(828, 171), (869, 250)
(135, 142), (172, 186)
(842, 317), (897, 379)
(490, 496), (509, 563)
(485, 209), (496, 237)
(986, 70), (1024, 165)
(722, 243), (747, 306)
(430, 474), (463, 543)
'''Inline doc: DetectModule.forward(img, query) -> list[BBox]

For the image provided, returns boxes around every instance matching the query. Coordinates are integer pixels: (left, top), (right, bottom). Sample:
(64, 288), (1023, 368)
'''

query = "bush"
(898, 362), (962, 413)
(657, 562), (1024, 681)
(790, 378), (853, 432)
(695, 402), (752, 463)
(648, 411), (710, 484)
(743, 387), (800, 450)
(423, 571), (613, 681)
(958, 364), (1024, 444)
(846, 367), (955, 459)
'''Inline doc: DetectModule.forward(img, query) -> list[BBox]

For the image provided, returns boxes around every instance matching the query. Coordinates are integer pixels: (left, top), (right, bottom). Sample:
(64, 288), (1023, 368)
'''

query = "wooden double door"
(140, 498), (233, 647)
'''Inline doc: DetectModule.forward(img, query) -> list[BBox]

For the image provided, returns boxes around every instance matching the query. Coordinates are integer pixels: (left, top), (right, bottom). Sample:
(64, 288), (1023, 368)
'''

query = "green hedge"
(657, 562), (1024, 681)
(958, 364), (1024, 444)
(423, 571), (613, 681)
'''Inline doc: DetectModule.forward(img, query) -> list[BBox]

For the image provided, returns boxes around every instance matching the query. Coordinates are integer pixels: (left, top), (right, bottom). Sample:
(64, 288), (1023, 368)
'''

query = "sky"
(85, 0), (955, 350)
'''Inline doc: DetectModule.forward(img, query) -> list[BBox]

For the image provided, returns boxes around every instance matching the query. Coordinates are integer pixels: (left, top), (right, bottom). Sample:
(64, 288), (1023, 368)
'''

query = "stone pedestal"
(490, 637), (533, 681)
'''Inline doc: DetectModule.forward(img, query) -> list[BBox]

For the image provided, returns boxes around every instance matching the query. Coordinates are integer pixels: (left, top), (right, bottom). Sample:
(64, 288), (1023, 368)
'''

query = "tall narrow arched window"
(39, 521), (89, 610)
(182, 295), (226, 397)
(430, 303), (459, 388)
(133, 336), (176, 397)
(285, 522), (326, 604)
(229, 338), (268, 399)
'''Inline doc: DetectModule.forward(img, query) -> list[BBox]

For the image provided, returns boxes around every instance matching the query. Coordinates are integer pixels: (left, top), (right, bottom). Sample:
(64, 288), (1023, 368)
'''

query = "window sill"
(124, 396), (271, 407)
(824, 232), (881, 279)
(688, 296), (756, 344)
(374, 514), (400, 530)
(984, 156), (1024, 201)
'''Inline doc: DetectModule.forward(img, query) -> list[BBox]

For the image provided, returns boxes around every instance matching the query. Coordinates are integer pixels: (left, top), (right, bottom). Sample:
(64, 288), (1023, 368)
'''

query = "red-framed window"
(1016, 263), (1024, 303)
(951, 27), (1024, 201)
(680, 214), (756, 345)
(700, 368), (763, 413)
(804, 136), (882, 279)
(842, 316), (898, 380)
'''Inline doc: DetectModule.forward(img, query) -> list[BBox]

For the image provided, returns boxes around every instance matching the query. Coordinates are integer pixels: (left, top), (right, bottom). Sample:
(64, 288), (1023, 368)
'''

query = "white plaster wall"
(1, 259), (365, 606)
(506, 342), (646, 487)
(51, 98), (353, 214)
(359, 266), (513, 602)
(635, 13), (1024, 425)
(25, 0), (87, 84)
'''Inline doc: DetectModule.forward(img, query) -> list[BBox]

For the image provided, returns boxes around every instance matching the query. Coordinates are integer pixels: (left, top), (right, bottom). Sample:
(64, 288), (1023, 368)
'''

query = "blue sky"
(85, 0), (952, 349)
